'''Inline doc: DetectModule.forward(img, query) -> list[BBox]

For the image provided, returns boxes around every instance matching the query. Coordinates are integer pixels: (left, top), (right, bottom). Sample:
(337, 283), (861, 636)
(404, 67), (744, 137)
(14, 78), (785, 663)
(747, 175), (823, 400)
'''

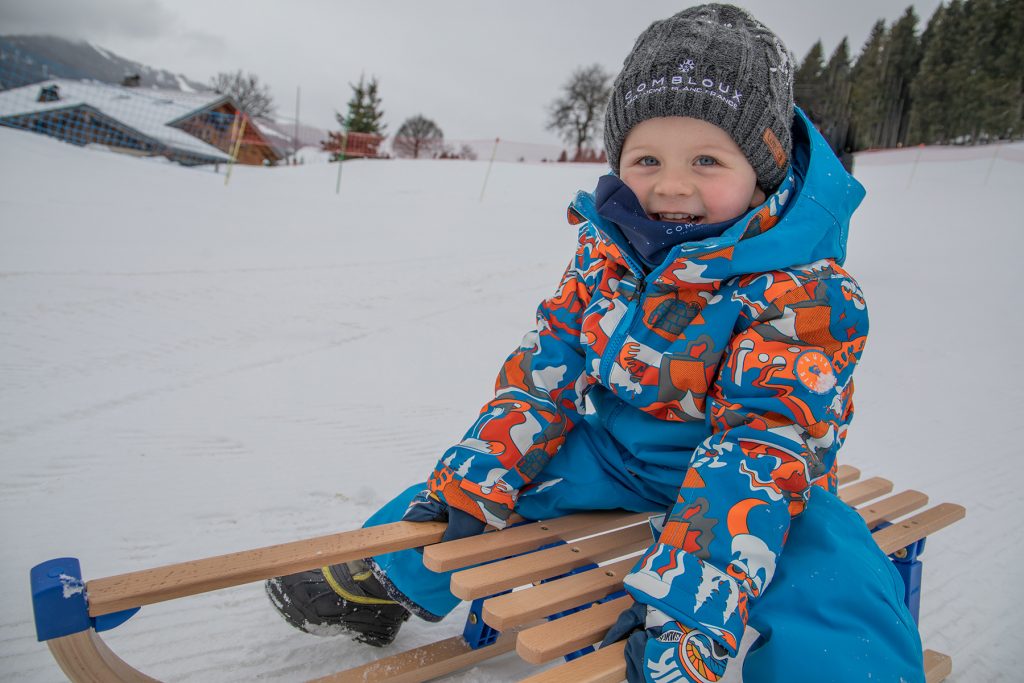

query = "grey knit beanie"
(604, 4), (795, 191)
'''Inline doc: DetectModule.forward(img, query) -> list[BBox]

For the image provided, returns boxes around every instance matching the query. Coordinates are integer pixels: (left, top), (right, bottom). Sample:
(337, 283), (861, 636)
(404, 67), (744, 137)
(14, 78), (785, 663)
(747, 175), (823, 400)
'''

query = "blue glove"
(600, 602), (730, 683)
(401, 489), (486, 544)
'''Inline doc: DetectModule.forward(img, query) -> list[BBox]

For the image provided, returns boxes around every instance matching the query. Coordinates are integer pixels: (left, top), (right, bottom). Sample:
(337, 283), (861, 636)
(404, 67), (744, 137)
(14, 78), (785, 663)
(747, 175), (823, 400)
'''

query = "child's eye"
(695, 156), (718, 167)
(636, 156), (659, 167)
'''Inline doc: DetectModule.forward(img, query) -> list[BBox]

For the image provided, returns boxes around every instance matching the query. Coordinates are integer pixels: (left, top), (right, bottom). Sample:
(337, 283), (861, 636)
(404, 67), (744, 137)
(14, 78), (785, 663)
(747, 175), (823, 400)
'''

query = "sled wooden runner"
(32, 464), (965, 682)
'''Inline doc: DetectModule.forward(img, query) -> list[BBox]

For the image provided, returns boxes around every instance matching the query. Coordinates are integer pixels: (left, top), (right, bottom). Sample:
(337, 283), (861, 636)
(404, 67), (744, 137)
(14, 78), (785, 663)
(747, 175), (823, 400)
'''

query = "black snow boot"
(265, 559), (410, 646)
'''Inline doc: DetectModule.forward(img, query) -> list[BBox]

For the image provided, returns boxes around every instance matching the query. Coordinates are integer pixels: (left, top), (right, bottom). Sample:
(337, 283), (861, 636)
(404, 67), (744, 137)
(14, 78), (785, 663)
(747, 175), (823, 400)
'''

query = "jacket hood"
(572, 108), (865, 279)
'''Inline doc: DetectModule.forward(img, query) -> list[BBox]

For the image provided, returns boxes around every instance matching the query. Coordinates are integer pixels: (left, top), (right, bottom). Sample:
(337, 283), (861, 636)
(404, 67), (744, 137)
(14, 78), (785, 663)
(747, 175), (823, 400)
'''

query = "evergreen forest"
(795, 0), (1023, 153)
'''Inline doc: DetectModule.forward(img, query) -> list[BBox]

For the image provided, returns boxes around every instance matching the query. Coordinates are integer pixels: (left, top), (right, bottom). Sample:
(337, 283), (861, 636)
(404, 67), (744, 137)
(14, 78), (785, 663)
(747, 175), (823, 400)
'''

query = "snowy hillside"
(1, 127), (1021, 681)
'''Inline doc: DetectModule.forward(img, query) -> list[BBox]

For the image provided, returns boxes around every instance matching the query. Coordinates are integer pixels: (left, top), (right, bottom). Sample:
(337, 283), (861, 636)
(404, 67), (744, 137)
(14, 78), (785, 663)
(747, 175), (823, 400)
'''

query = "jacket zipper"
(599, 274), (648, 382)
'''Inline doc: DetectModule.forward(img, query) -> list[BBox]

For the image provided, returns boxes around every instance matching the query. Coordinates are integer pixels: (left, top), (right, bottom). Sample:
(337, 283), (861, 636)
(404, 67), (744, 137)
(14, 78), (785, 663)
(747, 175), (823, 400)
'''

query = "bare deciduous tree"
(393, 115), (444, 159)
(547, 64), (612, 160)
(210, 70), (276, 118)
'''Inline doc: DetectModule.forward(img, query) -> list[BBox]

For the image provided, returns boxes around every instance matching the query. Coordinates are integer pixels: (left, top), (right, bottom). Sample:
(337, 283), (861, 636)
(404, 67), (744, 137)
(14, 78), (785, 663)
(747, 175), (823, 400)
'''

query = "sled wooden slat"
(519, 640), (626, 683)
(502, 500), (965, 681)
(519, 638), (949, 683)
(838, 476), (894, 506)
(516, 595), (631, 664)
(873, 503), (966, 556)
(836, 463), (860, 485)
(32, 466), (963, 683)
(520, 640), (953, 683)
(423, 511), (649, 573)
(924, 649), (953, 683)
(483, 556), (638, 631)
(859, 490), (929, 528)
(85, 521), (446, 617)
(313, 632), (517, 683)
(450, 523), (651, 601)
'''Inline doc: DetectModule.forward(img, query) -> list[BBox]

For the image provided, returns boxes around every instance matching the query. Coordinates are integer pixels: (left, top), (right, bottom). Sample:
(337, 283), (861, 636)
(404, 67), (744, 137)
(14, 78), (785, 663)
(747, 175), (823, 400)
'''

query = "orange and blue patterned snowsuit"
(367, 112), (922, 678)
(425, 111), (868, 653)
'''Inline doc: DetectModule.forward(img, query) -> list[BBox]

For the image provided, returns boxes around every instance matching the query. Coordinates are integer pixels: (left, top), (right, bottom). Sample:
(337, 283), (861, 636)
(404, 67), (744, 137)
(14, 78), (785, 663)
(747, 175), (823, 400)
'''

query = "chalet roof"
(0, 79), (233, 161)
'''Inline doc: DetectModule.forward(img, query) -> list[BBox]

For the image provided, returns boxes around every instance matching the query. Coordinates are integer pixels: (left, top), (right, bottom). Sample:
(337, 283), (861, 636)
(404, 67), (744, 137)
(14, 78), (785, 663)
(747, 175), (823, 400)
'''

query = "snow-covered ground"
(1, 127), (1021, 681)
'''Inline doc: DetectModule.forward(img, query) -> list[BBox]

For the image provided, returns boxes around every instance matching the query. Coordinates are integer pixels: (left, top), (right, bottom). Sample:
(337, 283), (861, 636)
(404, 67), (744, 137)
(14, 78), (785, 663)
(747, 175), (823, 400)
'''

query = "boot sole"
(264, 577), (407, 646)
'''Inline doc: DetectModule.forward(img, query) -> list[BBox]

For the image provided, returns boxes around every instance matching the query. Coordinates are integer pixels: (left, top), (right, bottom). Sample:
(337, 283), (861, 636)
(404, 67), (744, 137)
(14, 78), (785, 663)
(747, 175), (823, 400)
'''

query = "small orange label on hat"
(763, 128), (787, 168)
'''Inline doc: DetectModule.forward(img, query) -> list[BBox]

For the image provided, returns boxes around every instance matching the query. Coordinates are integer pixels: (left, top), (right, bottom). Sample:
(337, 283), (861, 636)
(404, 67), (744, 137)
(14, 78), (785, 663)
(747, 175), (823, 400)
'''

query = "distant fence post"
(335, 130), (348, 195)
(906, 144), (923, 189)
(224, 114), (248, 187)
(983, 143), (1000, 186)
(293, 86), (301, 165)
(479, 137), (500, 201)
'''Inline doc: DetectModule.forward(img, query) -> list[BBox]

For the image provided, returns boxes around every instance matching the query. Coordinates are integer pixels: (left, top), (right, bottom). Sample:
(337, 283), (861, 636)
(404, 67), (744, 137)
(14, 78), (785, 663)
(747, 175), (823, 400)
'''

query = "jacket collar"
(569, 108), (865, 281)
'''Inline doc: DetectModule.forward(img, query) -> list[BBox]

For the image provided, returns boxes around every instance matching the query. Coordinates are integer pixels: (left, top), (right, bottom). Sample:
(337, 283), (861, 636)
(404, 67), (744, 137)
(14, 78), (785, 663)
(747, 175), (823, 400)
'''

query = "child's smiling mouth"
(653, 212), (702, 223)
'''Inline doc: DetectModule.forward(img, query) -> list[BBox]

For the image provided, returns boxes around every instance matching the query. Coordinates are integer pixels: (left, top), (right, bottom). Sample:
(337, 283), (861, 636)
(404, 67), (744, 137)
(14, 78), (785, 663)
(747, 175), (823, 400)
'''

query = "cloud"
(0, 0), (226, 69)
(174, 29), (226, 59)
(1, 0), (177, 40)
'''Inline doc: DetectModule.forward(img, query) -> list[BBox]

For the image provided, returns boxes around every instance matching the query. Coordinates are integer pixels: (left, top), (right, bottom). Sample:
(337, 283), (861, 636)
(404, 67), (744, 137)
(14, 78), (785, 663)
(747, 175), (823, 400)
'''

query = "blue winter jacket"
(426, 109), (869, 654)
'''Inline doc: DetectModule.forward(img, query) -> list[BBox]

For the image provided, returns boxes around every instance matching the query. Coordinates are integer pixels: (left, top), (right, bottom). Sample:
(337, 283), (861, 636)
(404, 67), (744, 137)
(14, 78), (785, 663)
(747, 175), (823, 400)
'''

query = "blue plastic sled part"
(874, 521), (927, 624)
(30, 557), (139, 642)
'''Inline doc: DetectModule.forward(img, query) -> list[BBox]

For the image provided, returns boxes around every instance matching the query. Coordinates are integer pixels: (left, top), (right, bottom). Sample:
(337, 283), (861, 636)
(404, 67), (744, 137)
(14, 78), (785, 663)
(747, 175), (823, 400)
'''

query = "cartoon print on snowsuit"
(424, 110), (870, 655)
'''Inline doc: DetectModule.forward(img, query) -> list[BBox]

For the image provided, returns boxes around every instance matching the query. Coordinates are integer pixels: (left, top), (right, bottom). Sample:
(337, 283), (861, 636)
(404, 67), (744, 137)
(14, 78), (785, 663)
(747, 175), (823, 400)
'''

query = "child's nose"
(655, 169), (696, 196)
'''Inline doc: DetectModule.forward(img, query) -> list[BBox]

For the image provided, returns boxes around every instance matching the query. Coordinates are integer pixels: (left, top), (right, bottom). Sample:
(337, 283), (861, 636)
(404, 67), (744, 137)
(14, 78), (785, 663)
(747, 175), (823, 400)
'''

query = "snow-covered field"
(1, 127), (1021, 681)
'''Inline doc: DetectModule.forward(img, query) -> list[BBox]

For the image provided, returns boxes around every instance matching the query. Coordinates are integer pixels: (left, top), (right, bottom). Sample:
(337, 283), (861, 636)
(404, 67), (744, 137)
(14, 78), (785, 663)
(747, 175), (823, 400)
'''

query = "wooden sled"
(32, 464), (964, 682)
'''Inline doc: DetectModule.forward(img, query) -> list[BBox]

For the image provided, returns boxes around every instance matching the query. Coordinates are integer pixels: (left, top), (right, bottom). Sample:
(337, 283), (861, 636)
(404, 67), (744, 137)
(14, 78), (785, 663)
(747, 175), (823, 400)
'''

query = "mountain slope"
(0, 34), (209, 91)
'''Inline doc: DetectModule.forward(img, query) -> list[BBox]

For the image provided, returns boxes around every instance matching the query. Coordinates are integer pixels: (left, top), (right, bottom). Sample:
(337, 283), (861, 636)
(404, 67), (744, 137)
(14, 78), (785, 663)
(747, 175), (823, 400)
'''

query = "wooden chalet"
(0, 80), (285, 166)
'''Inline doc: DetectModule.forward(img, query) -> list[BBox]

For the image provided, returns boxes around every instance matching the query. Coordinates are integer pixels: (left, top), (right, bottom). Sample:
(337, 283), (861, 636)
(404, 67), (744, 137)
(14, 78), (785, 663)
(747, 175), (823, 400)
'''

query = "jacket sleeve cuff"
(427, 464), (516, 528)
(623, 542), (748, 656)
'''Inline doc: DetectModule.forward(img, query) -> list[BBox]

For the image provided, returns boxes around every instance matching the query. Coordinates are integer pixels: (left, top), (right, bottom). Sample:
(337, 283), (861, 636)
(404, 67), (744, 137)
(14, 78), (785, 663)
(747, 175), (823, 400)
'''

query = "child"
(267, 5), (925, 681)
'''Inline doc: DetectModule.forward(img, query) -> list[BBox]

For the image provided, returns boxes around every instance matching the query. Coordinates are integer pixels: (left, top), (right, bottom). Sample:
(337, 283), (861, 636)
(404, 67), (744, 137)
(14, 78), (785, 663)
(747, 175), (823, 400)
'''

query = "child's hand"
(401, 490), (486, 543)
(601, 602), (729, 683)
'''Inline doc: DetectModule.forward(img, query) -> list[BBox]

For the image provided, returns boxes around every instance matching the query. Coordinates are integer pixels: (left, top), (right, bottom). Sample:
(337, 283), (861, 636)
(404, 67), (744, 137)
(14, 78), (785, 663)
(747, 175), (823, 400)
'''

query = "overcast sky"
(1, 0), (944, 145)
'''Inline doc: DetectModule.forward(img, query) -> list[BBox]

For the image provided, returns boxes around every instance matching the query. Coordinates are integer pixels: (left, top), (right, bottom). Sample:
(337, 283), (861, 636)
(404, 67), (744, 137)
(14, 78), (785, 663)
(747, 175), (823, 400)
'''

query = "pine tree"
(794, 41), (827, 123)
(826, 0), (1021, 148)
(909, 3), (947, 143)
(958, 0), (992, 141)
(822, 38), (854, 160)
(960, 0), (993, 141)
(971, 0), (1023, 141)
(911, 1), (967, 143)
(321, 75), (386, 161)
(850, 20), (888, 149)
(991, 0), (1024, 140)
(340, 75), (386, 135)
(877, 7), (922, 148)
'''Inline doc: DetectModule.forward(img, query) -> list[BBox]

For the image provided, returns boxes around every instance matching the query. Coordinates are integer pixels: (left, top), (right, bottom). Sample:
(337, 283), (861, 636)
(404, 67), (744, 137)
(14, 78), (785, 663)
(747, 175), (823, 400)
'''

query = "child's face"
(619, 117), (767, 225)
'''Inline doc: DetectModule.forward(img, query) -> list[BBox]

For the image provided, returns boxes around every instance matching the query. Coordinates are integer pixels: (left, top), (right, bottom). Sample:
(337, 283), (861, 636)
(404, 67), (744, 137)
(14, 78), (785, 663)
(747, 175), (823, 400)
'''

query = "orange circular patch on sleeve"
(795, 351), (835, 394)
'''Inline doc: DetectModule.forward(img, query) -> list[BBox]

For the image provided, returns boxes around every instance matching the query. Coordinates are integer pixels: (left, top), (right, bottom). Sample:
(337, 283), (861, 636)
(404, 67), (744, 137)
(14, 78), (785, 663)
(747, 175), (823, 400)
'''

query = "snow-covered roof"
(0, 79), (232, 161)
(254, 116), (331, 150)
(253, 118), (293, 143)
